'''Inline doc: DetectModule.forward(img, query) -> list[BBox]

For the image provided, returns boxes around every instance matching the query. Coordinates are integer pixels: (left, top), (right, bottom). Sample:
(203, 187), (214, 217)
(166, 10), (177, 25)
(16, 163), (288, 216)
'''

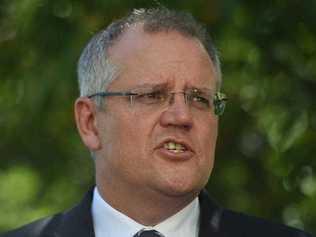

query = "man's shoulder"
(0, 214), (62, 237)
(199, 190), (313, 237)
(0, 189), (95, 237)
(221, 208), (313, 237)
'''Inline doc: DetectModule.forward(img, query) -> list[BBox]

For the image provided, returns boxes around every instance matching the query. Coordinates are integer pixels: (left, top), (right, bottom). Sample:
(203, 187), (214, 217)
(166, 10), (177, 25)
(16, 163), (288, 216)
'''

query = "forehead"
(108, 24), (216, 90)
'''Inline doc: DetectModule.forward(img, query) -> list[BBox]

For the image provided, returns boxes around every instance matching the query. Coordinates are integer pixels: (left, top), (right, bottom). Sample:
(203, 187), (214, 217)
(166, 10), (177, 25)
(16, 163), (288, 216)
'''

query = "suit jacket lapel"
(44, 189), (95, 237)
(198, 190), (227, 237)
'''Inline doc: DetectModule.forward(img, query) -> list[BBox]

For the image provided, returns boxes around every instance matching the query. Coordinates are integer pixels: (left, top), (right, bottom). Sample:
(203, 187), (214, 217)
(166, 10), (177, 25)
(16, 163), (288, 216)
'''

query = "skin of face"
(75, 24), (218, 224)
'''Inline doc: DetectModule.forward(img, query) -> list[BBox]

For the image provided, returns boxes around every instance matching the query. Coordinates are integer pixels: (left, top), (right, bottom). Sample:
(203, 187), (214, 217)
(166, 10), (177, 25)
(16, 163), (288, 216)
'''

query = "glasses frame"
(87, 90), (227, 116)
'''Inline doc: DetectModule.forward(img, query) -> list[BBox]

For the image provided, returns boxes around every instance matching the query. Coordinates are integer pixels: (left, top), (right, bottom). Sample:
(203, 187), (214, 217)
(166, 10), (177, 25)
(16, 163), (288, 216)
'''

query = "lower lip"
(156, 147), (194, 161)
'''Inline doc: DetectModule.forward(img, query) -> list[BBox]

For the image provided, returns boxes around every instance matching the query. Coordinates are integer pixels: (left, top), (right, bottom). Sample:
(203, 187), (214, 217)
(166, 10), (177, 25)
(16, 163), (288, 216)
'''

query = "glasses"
(87, 87), (227, 116)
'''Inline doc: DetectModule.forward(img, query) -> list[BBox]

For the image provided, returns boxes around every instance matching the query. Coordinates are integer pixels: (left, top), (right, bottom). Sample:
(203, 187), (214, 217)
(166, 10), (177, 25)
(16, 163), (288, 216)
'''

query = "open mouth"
(163, 141), (188, 153)
(156, 139), (194, 160)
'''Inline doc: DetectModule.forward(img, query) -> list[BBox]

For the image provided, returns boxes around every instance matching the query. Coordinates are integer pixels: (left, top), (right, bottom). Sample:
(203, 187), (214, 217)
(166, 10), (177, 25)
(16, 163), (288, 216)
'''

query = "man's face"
(95, 25), (218, 199)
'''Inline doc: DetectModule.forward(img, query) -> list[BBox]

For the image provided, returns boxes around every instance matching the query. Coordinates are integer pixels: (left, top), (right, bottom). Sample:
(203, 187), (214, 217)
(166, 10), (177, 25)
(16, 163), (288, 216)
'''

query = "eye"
(192, 95), (210, 105)
(189, 90), (211, 109)
(135, 90), (166, 104)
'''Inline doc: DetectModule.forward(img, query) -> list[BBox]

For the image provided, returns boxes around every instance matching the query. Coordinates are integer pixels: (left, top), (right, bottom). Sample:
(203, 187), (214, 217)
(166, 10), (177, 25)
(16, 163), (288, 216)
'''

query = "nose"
(159, 92), (193, 130)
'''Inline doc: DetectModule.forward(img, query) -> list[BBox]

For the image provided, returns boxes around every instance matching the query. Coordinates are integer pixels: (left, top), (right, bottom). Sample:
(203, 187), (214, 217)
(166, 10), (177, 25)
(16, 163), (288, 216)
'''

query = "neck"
(96, 178), (198, 226)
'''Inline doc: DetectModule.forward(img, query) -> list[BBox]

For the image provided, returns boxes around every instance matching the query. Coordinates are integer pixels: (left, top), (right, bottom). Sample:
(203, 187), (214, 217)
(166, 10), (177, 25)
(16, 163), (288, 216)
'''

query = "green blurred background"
(0, 0), (315, 234)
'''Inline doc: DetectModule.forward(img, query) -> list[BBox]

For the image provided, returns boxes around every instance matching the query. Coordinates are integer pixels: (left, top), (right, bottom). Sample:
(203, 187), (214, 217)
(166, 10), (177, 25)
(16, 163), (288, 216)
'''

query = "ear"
(74, 97), (101, 150)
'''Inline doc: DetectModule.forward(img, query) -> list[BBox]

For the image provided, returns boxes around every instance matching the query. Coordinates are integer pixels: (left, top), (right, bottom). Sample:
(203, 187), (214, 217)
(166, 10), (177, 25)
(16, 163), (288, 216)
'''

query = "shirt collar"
(91, 187), (200, 237)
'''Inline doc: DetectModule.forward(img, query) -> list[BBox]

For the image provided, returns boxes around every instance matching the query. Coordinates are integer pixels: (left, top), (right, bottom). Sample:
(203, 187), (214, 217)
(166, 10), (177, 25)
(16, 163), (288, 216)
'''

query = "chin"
(158, 179), (205, 198)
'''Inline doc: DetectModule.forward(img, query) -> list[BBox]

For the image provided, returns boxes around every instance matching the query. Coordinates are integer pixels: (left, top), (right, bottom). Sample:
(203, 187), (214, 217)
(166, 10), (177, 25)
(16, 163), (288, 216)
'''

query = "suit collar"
(198, 189), (225, 237)
(45, 188), (95, 237)
(48, 188), (223, 237)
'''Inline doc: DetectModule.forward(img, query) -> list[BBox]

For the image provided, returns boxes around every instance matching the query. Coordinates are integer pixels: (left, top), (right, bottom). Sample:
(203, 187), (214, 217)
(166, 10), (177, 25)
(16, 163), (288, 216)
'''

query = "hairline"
(104, 25), (221, 91)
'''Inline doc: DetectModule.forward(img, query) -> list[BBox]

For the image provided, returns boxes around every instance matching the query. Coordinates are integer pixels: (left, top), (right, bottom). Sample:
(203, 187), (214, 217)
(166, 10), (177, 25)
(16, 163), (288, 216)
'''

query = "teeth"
(164, 142), (186, 153)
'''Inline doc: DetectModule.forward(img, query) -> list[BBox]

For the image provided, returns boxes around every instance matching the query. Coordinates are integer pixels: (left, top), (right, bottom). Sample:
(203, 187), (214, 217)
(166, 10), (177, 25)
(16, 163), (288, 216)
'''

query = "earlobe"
(74, 97), (101, 150)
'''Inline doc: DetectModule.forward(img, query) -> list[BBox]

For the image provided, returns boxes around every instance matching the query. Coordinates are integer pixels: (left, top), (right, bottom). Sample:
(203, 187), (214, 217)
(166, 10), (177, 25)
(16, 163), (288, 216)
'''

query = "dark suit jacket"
(0, 189), (313, 237)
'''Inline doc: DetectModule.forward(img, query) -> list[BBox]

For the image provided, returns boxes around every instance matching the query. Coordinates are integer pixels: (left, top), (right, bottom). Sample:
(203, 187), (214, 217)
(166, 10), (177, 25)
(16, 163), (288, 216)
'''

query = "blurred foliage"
(0, 0), (315, 234)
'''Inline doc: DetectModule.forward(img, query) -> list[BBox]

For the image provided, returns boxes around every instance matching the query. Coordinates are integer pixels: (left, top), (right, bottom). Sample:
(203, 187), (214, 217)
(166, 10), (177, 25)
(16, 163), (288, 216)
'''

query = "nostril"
(181, 123), (192, 131)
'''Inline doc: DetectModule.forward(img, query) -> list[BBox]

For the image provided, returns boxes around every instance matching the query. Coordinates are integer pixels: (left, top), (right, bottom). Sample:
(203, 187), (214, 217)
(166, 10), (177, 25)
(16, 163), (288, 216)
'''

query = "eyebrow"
(128, 83), (213, 92)
(187, 86), (213, 91)
(128, 82), (169, 91)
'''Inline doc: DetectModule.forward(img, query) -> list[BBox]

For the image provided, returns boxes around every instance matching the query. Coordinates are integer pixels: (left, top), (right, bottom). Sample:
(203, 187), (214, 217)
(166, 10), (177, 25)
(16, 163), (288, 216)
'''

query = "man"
(1, 7), (313, 237)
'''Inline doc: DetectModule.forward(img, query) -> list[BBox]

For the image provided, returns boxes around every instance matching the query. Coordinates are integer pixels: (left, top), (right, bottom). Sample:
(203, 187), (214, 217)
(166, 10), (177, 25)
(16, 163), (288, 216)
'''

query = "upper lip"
(156, 137), (194, 152)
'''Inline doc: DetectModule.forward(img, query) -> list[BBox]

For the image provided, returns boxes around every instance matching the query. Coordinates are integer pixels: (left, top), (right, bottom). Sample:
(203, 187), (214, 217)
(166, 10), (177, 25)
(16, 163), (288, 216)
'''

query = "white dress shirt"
(91, 187), (200, 237)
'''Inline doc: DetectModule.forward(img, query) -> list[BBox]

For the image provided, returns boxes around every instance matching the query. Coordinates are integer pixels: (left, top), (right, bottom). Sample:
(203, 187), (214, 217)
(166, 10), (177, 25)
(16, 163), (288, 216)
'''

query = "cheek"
(106, 113), (151, 160)
(199, 117), (218, 145)
(200, 121), (218, 179)
(98, 116), (141, 174)
(198, 119), (218, 168)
